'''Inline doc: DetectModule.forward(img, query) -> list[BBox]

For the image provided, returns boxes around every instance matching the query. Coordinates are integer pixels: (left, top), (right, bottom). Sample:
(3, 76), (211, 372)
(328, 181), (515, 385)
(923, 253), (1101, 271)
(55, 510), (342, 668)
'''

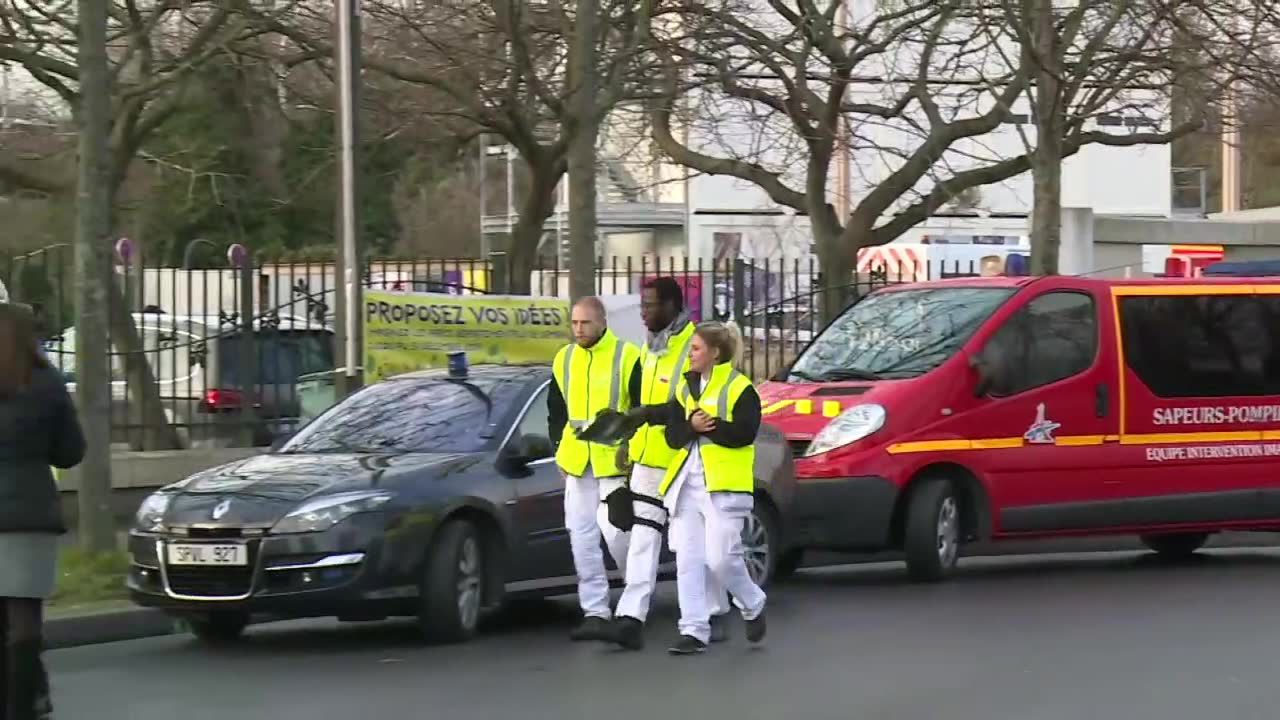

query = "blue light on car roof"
(447, 350), (468, 378)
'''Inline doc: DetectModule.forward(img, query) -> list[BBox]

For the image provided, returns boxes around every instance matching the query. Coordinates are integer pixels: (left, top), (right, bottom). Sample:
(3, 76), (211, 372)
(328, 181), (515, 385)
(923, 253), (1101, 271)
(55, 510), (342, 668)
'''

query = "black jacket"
(0, 366), (86, 533)
(634, 368), (761, 451)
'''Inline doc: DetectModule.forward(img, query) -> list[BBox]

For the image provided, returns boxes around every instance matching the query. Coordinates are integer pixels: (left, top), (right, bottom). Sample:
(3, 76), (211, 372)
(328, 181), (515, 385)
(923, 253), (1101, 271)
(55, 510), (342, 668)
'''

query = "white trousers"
(564, 471), (630, 619)
(669, 482), (767, 644)
(614, 465), (729, 623)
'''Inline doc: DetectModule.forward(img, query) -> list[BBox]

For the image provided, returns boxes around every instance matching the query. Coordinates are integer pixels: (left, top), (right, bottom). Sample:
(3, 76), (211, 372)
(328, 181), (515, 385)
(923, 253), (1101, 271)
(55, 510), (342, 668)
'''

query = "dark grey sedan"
(127, 364), (800, 644)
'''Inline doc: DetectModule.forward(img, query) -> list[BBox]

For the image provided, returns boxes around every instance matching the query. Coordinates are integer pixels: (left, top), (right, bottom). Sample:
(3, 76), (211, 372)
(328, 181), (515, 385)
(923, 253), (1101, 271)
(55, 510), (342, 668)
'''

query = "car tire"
(186, 611), (250, 644)
(744, 503), (780, 589)
(1140, 532), (1209, 558)
(418, 520), (485, 644)
(904, 477), (962, 583)
(774, 549), (804, 582)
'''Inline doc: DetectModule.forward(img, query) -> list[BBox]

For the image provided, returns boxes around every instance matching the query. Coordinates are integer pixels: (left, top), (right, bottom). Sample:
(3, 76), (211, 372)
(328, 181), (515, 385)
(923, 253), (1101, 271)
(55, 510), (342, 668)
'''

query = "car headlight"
(803, 404), (887, 457)
(270, 491), (394, 535)
(135, 493), (172, 532)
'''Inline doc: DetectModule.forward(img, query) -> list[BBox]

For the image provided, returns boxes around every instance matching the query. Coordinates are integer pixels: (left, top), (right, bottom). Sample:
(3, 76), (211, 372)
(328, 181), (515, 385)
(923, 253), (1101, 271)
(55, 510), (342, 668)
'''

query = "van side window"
(984, 291), (1098, 397)
(1119, 295), (1278, 397)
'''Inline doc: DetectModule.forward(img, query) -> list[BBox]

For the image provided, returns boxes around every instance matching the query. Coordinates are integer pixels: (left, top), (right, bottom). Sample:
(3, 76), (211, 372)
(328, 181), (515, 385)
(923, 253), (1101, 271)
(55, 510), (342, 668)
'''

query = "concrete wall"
(58, 448), (259, 529)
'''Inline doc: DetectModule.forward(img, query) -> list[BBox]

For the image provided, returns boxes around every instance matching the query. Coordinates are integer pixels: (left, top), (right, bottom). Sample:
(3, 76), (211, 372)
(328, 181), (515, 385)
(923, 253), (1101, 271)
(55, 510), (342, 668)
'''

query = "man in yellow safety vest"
(547, 296), (642, 642)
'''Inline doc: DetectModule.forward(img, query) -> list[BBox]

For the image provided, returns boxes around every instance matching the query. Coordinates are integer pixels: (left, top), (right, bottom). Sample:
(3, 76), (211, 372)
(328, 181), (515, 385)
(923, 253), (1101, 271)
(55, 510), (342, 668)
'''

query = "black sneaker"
(710, 613), (729, 643)
(745, 611), (767, 644)
(667, 635), (708, 655)
(608, 616), (644, 651)
(569, 616), (610, 642)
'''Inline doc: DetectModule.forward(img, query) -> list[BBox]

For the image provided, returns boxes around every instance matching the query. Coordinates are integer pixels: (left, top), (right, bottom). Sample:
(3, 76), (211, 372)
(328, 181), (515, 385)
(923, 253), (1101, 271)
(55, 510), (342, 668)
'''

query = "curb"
(46, 607), (184, 651)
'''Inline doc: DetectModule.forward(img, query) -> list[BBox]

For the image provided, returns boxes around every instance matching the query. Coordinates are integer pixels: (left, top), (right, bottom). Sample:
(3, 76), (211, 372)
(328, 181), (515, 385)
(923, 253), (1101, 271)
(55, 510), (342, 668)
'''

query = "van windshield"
(788, 287), (1016, 381)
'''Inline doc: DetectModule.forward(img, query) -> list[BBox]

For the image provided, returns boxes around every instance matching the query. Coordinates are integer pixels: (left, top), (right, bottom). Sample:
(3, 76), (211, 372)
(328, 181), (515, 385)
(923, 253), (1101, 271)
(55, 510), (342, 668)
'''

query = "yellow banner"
(363, 291), (570, 383)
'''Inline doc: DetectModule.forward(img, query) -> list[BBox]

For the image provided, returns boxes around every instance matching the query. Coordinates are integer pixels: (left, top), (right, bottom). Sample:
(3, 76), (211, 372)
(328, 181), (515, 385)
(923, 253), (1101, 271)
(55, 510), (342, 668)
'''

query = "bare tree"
(650, 0), (1222, 317)
(0, 0), (297, 450)
(264, 0), (655, 293)
(986, 0), (1278, 273)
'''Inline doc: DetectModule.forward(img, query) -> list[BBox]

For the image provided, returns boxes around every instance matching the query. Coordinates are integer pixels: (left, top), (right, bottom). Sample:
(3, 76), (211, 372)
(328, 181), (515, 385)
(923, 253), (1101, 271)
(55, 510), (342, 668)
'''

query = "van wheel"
(418, 520), (485, 643)
(1140, 532), (1209, 558)
(904, 478), (962, 582)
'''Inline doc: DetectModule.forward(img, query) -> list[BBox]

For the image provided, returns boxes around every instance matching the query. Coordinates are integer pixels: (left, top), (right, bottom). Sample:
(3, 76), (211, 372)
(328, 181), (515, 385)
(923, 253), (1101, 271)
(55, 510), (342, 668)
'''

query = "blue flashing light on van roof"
(1003, 253), (1030, 276)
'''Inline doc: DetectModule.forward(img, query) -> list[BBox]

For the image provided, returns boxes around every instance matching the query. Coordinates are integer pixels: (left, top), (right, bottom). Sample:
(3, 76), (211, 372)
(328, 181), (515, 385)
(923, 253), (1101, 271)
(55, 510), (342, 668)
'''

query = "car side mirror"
(501, 434), (553, 469)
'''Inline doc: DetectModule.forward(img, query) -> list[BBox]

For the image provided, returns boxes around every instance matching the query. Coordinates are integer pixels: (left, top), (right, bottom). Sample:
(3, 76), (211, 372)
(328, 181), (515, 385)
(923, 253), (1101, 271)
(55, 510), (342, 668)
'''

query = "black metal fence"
(2, 247), (981, 450)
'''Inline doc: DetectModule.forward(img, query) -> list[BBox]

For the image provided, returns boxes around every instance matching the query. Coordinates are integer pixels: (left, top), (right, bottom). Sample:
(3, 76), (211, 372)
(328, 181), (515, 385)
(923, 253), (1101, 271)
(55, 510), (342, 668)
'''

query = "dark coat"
(0, 366), (86, 533)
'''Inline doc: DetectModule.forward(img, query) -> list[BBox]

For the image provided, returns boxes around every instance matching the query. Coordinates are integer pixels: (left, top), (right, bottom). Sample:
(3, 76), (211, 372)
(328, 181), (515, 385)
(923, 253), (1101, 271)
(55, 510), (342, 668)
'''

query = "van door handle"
(1095, 383), (1109, 418)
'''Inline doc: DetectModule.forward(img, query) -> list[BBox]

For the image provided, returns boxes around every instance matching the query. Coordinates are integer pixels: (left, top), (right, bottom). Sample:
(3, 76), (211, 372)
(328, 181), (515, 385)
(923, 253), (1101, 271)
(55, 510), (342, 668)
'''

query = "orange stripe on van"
(886, 432), (1278, 455)
(1111, 285), (1255, 297)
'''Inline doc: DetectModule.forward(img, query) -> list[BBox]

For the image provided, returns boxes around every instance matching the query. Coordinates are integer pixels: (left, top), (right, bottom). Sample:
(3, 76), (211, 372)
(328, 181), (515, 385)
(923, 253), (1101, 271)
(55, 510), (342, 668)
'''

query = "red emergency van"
(760, 275), (1280, 581)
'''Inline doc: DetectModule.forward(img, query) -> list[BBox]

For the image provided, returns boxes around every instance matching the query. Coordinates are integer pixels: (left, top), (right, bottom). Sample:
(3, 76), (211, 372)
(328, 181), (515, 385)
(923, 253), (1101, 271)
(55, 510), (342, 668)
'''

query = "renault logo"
(211, 499), (232, 520)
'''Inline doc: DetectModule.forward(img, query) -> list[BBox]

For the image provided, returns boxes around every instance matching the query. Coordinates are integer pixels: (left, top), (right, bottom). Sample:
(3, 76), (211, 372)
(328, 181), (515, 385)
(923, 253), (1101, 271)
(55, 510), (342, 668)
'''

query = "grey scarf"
(648, 311), (691, 354)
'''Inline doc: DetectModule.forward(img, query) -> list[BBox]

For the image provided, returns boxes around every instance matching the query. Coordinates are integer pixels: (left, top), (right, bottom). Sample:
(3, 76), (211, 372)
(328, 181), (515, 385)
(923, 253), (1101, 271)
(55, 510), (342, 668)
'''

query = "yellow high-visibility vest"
(552, 330), (641, 478)
(659, 363), (755, 496)
(628, 321), (696, 468)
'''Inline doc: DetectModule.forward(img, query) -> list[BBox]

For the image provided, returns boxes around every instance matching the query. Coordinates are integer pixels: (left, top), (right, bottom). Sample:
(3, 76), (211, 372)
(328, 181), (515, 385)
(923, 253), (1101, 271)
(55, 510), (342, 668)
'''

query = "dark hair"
(642, 277), (684, 312)
(0, 303), (48, 398)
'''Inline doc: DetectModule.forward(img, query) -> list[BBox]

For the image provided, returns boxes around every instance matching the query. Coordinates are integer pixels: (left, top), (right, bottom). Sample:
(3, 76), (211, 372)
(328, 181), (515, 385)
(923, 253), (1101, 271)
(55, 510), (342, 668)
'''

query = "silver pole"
(479, 136), (489, 257)
(337, 0), (361, 381)
(506, 144), (515, 238)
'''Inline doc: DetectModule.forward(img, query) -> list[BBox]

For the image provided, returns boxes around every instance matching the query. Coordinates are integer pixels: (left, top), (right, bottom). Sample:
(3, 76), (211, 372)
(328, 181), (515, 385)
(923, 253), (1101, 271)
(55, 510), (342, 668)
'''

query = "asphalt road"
(48, 547), (1280, 720)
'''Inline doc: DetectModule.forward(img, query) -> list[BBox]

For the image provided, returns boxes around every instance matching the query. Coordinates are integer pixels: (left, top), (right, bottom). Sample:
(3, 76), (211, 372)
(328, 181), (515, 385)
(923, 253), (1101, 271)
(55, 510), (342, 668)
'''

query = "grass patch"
(49, 547), (130, 610)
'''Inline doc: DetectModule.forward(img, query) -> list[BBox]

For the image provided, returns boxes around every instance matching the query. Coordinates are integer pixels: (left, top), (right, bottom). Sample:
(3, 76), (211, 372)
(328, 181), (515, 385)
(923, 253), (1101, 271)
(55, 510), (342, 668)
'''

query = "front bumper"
(127, 513), (419, 617)
(789, 475), (899, 552)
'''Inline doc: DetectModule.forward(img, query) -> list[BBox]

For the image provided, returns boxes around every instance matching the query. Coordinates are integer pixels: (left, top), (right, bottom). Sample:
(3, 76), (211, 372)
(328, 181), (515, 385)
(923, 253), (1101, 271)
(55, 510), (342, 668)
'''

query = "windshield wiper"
(818, 367), (882, 381)
(787, 369), (821, 382)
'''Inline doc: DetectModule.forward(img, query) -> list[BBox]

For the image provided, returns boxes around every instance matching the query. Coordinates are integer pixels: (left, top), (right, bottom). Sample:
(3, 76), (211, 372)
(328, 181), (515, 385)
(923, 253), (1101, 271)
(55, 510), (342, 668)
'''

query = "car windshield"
(789, 287), (1016, 381)
(280, 376), (527, 454)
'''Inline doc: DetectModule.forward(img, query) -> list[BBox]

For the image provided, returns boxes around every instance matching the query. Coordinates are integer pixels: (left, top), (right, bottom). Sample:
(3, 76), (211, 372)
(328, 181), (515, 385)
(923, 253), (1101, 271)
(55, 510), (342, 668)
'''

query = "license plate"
(166, 543), (247, 566)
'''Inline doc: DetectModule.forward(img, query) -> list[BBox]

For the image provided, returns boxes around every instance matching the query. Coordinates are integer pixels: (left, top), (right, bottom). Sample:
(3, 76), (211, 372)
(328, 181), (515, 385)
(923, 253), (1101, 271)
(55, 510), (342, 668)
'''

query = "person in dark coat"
(0, 302), (85, 719)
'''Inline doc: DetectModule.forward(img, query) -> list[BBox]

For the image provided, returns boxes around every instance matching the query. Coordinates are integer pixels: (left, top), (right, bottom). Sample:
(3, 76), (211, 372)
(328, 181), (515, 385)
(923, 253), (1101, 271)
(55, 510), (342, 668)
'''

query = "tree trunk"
(108, 279), (183, 450)
(813, 221), (854, 324)
(75, 0), (117, 553)
(1029, 0), (1063, 276)
(567, 0), (599, 303)
(506, 163), (562, 295)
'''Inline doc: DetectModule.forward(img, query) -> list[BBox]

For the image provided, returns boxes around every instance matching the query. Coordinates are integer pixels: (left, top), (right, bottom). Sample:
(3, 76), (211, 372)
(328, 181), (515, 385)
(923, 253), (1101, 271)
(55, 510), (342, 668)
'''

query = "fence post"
(731, 258), (747, 327)
(490, 251), (509, 294)
(238, 260), (259, 448)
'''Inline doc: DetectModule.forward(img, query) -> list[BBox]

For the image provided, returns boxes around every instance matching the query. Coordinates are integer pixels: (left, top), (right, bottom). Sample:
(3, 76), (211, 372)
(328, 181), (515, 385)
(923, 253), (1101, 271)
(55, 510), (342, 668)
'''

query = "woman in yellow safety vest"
(651, 321), (767, 655)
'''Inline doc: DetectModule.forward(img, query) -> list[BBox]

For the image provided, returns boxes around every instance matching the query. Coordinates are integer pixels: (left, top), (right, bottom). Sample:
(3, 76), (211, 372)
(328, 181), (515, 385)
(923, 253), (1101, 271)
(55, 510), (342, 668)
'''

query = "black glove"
(575, 409), (645, 445)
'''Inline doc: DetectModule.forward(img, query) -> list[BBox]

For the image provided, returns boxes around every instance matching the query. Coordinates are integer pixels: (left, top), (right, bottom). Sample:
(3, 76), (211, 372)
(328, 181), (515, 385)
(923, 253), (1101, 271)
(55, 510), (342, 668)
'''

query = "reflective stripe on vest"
(629, 323), (695, 468)
(554, 331), (639, 478)
(659, 364), (755, 496)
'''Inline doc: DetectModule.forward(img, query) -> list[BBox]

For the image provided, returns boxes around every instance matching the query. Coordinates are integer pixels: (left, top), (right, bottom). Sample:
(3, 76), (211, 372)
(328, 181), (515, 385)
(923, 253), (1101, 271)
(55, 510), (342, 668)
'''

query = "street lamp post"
(335, 0), (363, 395)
